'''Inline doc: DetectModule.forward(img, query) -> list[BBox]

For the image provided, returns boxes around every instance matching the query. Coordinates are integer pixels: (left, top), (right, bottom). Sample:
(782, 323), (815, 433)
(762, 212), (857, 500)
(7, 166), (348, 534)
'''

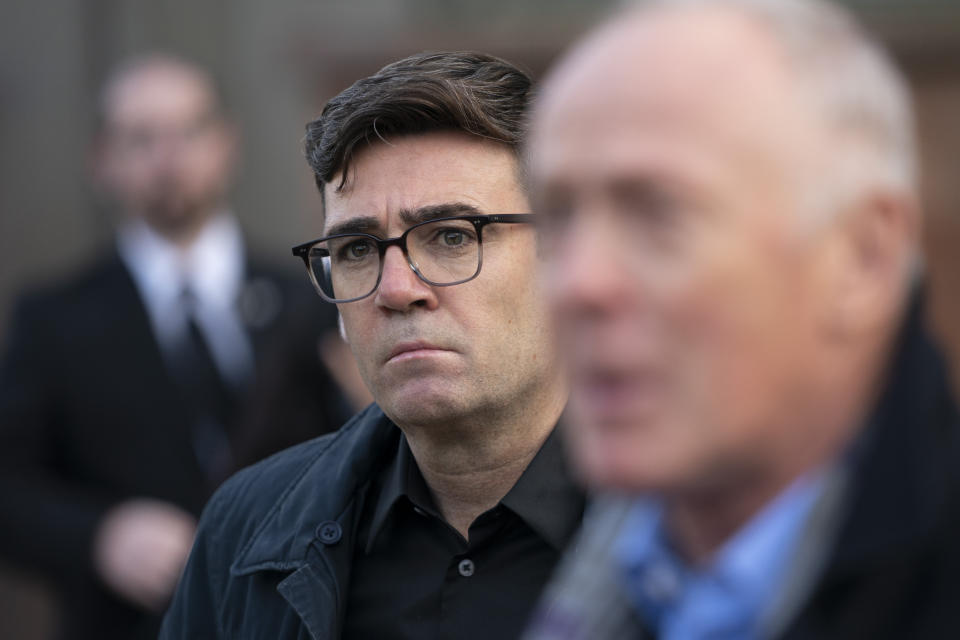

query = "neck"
(666, 364), (881, 564)
(404, 384), (566, 539)
(662, 308), (905, 564)
(665, 467), (801, 565)
(145, 204), (221, 250)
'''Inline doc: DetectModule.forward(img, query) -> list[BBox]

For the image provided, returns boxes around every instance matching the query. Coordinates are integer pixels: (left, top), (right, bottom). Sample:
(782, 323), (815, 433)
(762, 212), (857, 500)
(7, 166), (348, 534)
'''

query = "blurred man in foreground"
(0, 55), (351, 639)
(525, 0), (960, 638)
(161, 52), (581, 639)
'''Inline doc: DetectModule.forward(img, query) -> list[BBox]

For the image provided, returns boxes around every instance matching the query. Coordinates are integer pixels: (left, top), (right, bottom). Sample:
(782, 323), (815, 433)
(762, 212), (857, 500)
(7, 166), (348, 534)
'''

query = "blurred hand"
(93, 499), (197, 612)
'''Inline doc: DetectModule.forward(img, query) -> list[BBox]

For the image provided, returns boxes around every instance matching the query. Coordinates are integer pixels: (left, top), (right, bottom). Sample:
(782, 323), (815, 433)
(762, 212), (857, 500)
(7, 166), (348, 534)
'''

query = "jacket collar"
(231, 404), (400, 576)
(822, 291), (960, 580)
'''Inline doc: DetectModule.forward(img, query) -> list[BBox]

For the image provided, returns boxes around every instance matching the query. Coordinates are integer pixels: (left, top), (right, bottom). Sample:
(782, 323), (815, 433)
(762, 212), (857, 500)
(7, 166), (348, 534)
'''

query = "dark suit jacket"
(0, 250), (350, 640)
(524, 295), (960, 640)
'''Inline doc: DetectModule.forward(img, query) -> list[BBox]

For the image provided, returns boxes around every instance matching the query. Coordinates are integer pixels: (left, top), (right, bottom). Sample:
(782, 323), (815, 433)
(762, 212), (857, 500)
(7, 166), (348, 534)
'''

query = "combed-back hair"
(304, 51), (533, 195)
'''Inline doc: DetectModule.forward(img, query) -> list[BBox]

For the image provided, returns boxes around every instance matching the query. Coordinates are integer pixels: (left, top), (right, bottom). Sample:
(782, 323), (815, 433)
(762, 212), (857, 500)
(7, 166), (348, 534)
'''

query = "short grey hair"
(630, 0), (919, 210)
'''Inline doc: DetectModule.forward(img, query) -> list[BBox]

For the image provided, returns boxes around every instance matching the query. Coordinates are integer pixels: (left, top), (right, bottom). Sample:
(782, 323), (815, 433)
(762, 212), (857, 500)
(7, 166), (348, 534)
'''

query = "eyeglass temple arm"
(486, 213), (536, 224)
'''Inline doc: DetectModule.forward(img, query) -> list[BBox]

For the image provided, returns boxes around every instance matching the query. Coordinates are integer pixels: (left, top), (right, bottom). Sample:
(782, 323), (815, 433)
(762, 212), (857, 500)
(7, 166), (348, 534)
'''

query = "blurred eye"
(613, 182), (678, 225)
(534, 190), (573, 226)
(120, 128), (155, 152)
(534, 200), (576, 253)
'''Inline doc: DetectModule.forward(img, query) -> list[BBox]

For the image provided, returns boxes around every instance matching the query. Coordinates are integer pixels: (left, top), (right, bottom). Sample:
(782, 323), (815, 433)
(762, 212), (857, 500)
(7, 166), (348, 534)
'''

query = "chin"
(569, 425), (683, 493)
(379, 388), (469, 427)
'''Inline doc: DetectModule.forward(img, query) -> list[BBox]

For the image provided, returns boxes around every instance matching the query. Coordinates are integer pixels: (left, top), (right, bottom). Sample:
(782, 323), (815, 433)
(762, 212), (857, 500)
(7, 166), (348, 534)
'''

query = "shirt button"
(315, 521), (342, 545)
(458, 558), (475, 577)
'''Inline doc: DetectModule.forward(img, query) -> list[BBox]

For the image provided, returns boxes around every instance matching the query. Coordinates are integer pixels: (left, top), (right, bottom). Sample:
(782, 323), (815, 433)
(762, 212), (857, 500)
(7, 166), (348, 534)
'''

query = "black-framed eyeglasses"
(291, 214), (535, 303)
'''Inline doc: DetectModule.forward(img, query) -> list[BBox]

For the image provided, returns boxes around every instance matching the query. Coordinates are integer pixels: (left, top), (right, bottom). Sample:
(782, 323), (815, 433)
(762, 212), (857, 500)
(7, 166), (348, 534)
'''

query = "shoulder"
(200, 404), (393, 540)
(5, 253), (128, 338)
(14, 253), (123, 307)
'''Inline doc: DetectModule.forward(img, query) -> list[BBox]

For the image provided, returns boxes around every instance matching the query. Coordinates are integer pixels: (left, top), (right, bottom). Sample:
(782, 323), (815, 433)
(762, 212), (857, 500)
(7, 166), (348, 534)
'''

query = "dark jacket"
(160, 404), (404, 639)
(0, 252), (348, 640)
(523, 296), (960, 640)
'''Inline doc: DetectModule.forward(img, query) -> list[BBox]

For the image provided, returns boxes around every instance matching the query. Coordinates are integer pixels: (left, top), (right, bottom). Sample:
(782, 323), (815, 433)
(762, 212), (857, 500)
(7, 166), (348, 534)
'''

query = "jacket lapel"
(820, 296), (956, 581)
(277, 563), (340, 640)
(780, 293), (960, 637)
(229, 407), (400, 637)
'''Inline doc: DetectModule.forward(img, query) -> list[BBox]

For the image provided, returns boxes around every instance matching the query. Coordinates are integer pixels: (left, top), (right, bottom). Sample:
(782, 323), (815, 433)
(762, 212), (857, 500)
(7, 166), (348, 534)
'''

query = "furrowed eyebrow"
(399, 203), (483, 227)
(323, 203), (483, 238)
(323, 216), (381, 237)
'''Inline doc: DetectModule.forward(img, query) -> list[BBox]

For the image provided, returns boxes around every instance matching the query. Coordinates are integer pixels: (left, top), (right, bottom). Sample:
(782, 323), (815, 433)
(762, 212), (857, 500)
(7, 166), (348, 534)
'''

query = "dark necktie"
(168, 288), (237, 483)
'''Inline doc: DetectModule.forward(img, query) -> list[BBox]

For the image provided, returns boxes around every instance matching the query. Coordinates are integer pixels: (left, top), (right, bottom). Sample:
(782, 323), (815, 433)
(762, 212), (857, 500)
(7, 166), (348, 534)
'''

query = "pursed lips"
(385, 340), (455, 364)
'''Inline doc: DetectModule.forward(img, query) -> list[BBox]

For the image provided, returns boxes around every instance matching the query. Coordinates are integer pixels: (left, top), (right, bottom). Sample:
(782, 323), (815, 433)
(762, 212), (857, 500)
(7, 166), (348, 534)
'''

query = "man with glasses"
(162, 51), (582, 639)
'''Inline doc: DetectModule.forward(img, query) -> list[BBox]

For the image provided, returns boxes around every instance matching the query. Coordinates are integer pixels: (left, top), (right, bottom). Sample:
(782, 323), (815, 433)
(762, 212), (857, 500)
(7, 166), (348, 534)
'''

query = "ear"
(827, 189), (919, 338)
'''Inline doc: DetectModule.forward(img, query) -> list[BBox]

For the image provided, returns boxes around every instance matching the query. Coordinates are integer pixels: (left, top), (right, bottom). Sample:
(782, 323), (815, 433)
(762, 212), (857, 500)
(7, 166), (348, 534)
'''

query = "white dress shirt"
(117, 212), (255, 388)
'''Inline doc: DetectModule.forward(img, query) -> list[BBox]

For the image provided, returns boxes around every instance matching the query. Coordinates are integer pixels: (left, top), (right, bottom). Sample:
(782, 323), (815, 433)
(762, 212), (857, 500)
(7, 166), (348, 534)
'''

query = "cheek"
(663, 247), (811, 453)
(565, 397), (714, 492)
(106, 157), (149, 192)
(180, 146), (227, 189)
(339, 309), (376, 376)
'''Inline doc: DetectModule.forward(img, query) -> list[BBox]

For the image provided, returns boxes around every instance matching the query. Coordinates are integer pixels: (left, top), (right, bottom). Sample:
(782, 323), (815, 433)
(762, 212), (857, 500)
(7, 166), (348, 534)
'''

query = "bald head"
(533, 0), (918, 225)
(100, 56), (223, 129)
(529, 0), (921, 495)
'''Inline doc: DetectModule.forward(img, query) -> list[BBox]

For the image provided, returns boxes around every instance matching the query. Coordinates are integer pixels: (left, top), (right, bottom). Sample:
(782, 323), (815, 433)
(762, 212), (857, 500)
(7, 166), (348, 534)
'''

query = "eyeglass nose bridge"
(374, 232), (432, 289)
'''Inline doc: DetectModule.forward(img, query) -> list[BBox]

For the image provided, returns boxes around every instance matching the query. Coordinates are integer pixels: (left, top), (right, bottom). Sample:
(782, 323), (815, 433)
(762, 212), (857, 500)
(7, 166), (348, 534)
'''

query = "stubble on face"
(325, 132), (561, 441)
(99, 61), (234, 239)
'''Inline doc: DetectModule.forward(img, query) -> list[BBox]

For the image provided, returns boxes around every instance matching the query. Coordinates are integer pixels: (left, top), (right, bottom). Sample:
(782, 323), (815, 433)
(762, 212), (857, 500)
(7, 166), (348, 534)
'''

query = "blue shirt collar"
(616, 471), (827, 639)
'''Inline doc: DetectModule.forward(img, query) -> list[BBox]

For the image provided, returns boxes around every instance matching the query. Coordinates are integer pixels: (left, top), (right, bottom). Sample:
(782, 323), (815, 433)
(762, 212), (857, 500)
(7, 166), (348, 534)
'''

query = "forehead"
(531, 8), (812, 187)
(104, 64), (215, 130)
(322, 131), (528, 233)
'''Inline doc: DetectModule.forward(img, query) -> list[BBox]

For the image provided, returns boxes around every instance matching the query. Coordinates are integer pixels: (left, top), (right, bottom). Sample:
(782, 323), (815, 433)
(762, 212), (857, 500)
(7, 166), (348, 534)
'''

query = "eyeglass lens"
(309, 218), (482, 301)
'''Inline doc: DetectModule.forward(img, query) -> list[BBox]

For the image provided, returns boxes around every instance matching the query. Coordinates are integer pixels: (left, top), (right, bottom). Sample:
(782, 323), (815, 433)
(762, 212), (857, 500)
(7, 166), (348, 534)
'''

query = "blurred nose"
(546, 210), (632, 318)
(375, 245), (439, 312)
(141, 131), (184, 176)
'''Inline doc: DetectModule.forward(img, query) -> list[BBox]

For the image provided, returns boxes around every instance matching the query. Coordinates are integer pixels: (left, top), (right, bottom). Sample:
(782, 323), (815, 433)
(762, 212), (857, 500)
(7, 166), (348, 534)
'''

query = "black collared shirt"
(341, 426), (585, 640)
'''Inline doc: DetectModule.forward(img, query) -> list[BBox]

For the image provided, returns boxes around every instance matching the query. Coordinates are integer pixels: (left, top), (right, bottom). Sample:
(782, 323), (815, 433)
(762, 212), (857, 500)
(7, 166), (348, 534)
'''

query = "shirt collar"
(117, 211), (245, 312)
(616, 470), (828, 634)
(365, 425), (584, 554)
(364, 435), (434, 553)
(500, 425), (585, 551)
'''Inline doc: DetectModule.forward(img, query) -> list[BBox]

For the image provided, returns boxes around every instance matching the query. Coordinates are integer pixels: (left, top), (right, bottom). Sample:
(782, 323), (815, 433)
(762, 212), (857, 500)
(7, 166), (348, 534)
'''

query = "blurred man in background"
(0, 54), (356, 640)
(161, 51), (582, 639)
(525, 0), (960, 638)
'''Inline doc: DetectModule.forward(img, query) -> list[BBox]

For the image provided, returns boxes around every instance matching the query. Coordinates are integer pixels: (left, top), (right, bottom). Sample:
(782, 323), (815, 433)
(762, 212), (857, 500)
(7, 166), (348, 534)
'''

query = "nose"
(545, 210), (632, 318)
(374, 245), (439, 312)
(144, 130), (187, 176)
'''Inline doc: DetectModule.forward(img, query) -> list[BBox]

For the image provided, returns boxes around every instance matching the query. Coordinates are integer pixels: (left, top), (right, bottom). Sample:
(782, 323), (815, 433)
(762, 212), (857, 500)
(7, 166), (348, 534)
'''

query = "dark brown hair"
(304, 51), (533, 196)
